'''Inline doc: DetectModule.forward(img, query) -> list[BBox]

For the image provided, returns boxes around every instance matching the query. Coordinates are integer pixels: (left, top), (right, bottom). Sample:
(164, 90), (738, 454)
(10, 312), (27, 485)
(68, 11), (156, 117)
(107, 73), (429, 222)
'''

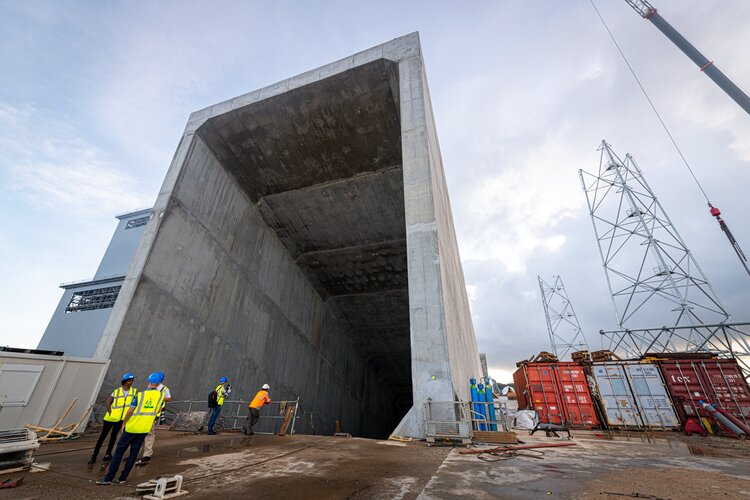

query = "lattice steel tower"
(538, 275), (590, 359)
(579, 141), (750, 367)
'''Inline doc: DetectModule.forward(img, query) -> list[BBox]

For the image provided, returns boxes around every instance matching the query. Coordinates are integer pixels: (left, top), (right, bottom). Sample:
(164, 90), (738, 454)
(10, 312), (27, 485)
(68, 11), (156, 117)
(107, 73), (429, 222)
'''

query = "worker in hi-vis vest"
(97, 372), (165, 485)
(89, 373), (138, 465)
(207, 376), (231, 435)
(244, 384), (271, 435)
(136, 371), (172, 466)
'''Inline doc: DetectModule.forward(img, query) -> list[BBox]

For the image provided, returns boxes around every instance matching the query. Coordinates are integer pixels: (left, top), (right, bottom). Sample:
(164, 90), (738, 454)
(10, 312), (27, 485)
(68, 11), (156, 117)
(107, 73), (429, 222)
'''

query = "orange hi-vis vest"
(249, 390), (271, 409)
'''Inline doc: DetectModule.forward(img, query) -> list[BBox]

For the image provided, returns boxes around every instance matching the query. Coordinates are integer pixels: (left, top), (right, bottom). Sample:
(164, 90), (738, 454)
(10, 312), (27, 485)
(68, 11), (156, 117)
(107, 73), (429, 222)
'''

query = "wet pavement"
(1, 428), (749, 499)
(418, 430), (750, 499)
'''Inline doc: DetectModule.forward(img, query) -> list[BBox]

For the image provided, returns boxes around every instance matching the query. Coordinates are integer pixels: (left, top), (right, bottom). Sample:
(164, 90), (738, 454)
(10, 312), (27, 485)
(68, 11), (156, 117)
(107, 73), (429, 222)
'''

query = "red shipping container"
(657, 358), (750, 429)
(513, 362), (599, 429)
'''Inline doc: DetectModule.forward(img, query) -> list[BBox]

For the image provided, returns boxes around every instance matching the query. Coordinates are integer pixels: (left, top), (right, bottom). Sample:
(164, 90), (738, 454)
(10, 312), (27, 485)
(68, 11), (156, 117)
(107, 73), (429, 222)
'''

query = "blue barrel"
(484, 377), (497, 431)
(470, 378), (479, 430)
(477, 383), (487, 431)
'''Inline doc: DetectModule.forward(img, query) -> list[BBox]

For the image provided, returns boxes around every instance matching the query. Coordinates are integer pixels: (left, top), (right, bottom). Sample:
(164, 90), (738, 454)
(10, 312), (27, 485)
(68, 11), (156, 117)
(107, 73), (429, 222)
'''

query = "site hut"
(88, 33), (481, 440)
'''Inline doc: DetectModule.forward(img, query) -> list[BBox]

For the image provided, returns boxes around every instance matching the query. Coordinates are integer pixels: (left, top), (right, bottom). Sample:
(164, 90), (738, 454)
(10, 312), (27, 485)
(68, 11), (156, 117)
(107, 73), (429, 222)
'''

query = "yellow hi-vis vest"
(104, 387), (139, 423)
(215, 384), (226, 406)
(156, 384), (169, 416)
(124, 388), (165, 434)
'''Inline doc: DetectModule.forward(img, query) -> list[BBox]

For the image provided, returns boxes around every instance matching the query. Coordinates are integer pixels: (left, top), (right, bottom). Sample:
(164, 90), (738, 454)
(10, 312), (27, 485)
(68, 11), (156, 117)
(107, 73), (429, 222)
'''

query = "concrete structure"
(0, 351), (109, 431)
(480, 353), (489, 380)
(94, 33), (481, 439)
(37, 209), (151, 357)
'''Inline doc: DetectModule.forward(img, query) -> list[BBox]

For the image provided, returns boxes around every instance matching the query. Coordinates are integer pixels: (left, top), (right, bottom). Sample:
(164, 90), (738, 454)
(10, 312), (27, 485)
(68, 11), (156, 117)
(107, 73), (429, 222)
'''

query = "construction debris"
(0, 477), (23, 489)
(0, 429), (39, 471)
(591, 350), (620, 362)
(25, 399), (93, 441)
(472, 430), (518, 444)
(137, 474), (189, 499)
(459, 442), (577, 455)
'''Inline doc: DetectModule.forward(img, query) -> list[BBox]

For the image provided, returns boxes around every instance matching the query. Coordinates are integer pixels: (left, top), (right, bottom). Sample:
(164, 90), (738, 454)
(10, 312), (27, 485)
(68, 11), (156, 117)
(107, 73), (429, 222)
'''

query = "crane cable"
(588, 0), (750, 278)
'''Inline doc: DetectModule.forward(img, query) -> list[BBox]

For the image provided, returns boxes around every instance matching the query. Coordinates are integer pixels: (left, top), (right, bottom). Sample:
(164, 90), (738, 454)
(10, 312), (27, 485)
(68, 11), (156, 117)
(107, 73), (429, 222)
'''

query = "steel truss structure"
(538, 275), (589, 359)
(580, 141), (750, 374)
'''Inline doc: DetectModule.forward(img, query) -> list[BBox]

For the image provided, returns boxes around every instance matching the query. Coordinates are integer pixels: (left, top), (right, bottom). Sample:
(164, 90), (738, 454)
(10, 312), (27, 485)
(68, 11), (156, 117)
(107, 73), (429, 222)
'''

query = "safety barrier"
(164, 398), (300, 435)
(469, 400), (512, 432)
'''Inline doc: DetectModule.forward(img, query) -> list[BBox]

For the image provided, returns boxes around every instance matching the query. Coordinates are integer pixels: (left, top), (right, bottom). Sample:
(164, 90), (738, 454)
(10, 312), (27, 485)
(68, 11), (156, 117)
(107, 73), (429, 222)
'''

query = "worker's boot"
(87, 455), (96, 465)
(103, 454), (112, 462)
(135, 457), (150, 466)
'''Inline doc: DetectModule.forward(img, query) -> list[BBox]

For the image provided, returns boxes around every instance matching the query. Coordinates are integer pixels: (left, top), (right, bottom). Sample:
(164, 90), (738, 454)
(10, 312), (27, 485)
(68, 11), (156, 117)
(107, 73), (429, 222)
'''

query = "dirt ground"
(1, 428), (749, 499)
(578, 467), (750, 500)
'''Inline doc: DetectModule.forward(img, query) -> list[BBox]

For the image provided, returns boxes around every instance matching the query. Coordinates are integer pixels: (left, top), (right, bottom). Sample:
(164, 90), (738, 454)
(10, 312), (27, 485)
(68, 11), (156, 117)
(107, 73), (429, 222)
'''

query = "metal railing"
(469, 401), (512, 432)
(164, 399), (300, 435)
(423, 400), (472, 443)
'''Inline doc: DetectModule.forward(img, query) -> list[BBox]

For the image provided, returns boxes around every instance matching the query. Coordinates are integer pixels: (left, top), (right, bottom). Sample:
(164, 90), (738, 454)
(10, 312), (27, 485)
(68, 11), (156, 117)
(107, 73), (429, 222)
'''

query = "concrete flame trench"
(95, 33), (480, 439)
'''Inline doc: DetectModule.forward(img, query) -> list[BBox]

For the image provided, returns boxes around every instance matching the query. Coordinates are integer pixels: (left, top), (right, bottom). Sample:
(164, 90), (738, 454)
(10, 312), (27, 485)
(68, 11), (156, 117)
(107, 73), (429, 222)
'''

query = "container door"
(555, 363), (599, 428)
(624, 363), (680, 429)
(527, 364), (564, 425)
(592, 363), (641, 428)
(698, 360), (750, 427)
(658, 361), (711, 424)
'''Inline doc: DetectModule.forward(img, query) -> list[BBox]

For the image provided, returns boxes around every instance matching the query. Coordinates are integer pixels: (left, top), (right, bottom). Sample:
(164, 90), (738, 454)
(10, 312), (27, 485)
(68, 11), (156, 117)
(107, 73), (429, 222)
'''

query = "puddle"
(589, 432), (673, 445)
(177, 438), (252, 457)
(686, 444), (732, 457)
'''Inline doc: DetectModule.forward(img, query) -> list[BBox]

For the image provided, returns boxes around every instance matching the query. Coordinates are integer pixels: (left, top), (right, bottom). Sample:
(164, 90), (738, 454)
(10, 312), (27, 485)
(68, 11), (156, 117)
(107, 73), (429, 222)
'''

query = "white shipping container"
(591, 361), (680, 430)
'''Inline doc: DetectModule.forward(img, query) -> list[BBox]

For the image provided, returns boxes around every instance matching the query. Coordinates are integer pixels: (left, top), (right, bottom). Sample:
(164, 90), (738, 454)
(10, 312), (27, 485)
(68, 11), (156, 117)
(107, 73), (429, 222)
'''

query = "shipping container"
(657, 358), (750, 430)
(591, 361), (680, 430)
(513, 362), (599, 429)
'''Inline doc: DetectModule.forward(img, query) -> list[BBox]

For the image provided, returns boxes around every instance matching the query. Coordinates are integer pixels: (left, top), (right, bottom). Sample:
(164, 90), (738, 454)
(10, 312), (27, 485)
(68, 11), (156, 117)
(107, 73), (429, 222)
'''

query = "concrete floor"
(3, 429), (749, 499)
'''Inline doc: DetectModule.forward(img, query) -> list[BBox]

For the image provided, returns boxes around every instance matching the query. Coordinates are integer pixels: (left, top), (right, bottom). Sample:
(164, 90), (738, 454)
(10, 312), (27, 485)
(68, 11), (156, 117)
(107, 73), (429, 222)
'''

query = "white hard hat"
(262, 383), (270, 390)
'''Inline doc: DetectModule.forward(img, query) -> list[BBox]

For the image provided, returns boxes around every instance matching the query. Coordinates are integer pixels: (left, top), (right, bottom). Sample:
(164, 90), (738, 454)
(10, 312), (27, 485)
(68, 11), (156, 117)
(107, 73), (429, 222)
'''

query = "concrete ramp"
(95, 32), (480, 439)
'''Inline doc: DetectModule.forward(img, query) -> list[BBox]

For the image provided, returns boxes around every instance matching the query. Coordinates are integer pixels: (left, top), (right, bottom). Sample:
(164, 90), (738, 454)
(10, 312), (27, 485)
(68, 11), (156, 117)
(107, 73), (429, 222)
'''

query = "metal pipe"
(646, 11), (750, 115)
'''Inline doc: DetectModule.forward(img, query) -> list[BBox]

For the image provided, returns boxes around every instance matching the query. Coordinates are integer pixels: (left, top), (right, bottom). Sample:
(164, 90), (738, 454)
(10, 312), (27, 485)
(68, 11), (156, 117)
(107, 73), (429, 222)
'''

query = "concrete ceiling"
(197, 59), (411, 398)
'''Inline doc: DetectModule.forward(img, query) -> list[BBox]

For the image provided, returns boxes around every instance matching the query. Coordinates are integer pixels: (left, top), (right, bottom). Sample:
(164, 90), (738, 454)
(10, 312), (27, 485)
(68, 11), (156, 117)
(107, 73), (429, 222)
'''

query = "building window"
(125, 216), (149, 230)
(65, 286), (122, 313)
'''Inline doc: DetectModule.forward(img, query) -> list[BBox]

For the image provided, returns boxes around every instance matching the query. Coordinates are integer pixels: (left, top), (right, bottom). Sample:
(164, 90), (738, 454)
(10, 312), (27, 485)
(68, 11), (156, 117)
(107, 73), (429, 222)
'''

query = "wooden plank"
(277, 406), (294, 436)
(472, 431), (518, 444)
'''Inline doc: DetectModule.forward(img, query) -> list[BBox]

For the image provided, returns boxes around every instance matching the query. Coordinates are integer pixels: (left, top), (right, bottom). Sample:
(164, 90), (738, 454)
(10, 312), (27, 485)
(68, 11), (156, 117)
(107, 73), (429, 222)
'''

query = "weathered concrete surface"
(418, 432), (750, 499)
(7, 431), (750, 499)
(94, 32), (480, 438)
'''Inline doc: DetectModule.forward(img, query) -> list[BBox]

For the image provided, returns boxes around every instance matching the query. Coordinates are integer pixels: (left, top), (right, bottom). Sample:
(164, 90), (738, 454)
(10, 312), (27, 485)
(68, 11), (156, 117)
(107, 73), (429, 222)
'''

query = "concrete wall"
(393, 35), (482, 438)
(0, 352), (108, 431)
(95, 134), (395, 437)
(96, 32), (480, 439)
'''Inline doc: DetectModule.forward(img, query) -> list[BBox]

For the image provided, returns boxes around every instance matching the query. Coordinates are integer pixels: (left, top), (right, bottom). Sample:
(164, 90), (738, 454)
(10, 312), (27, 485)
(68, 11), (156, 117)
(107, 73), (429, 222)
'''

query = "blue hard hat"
(148, 372), (161, 384)
(156, 372), (165, 383)
(121, 373), (135, 382)
(219, 377), (228, 383)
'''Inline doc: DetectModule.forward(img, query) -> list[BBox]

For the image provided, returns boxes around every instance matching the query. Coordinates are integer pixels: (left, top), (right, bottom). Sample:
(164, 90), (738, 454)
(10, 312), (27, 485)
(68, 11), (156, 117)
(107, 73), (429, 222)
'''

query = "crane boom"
(624, 0), (750, 115)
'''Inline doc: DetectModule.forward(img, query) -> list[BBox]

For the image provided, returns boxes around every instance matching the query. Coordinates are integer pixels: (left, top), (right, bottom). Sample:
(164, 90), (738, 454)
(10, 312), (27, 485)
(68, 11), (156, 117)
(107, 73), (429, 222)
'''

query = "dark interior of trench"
(196, 59), (412, 437)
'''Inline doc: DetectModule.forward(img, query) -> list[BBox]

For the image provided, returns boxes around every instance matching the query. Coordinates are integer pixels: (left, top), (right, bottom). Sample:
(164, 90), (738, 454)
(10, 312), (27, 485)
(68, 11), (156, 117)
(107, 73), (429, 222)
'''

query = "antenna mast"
(580, 141), (750, 374)
(538, 275), (590, 359)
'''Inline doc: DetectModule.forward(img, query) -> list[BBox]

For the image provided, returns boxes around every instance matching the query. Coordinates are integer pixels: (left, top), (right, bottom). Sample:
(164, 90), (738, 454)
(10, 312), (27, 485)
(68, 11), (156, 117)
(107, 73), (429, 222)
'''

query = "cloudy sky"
(2, 1), (749, 383)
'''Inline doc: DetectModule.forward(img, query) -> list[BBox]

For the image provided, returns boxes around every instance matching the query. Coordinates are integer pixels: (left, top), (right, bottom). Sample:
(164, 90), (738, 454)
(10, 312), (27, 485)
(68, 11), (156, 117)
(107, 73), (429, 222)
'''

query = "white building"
(36, 209), (151, 357)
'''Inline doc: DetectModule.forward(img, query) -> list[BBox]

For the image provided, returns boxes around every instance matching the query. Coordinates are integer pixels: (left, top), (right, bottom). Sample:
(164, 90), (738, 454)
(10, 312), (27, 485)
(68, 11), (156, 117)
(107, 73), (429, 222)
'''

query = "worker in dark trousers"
(207, 376), (231, 435)
(135, 372), (172, 466)
(89, 373), (137, 464)
(244, 384), (271, 435)
(96, 373), (165, 485)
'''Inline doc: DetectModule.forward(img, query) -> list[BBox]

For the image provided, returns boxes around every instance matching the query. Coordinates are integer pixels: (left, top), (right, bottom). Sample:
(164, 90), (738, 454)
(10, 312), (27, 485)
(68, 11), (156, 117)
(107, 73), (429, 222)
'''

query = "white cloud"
(0, 103), (151, 213)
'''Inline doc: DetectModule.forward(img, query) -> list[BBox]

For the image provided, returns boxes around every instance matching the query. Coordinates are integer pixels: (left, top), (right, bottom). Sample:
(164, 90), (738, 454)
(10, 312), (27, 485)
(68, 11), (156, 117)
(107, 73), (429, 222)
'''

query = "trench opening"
(196, 59), (412, 438)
